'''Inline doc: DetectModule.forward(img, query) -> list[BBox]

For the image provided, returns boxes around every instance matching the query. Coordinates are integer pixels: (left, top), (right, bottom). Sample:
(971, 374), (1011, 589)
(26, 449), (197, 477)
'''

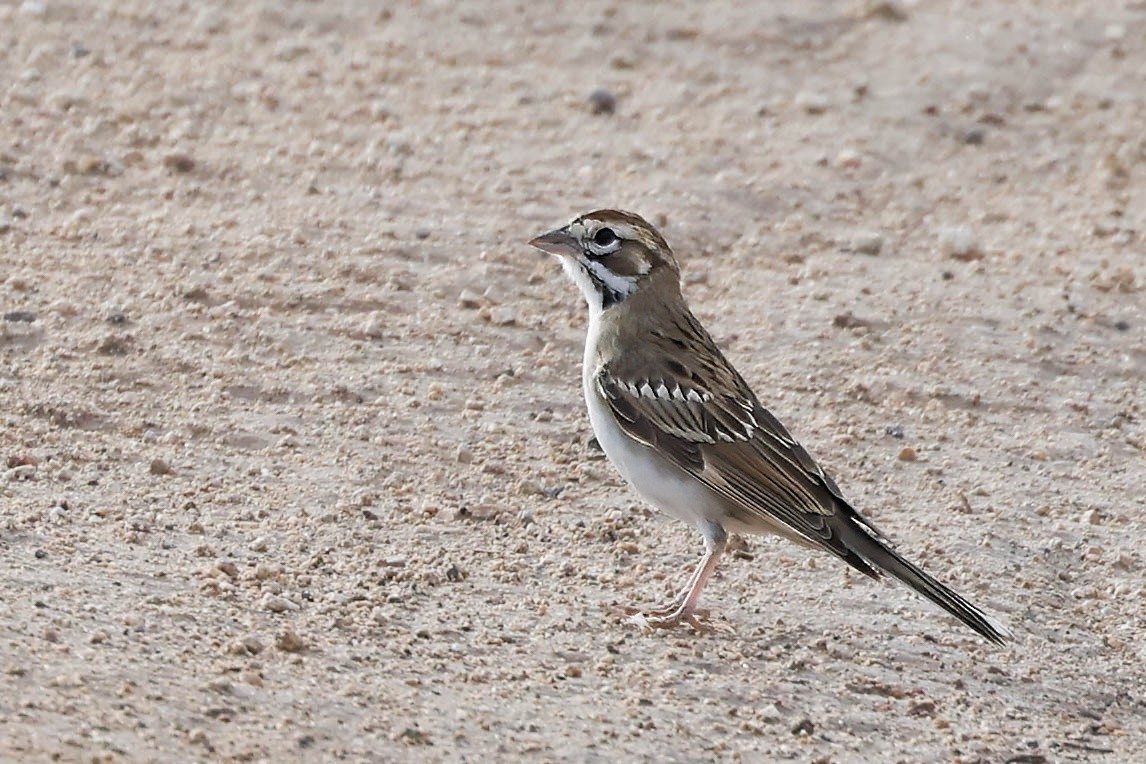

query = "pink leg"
(622, 525), (727, 632)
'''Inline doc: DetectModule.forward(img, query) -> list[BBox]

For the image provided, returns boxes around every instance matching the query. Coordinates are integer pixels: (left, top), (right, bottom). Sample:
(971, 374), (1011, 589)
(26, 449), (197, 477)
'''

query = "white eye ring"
(586, 226), (622, 257)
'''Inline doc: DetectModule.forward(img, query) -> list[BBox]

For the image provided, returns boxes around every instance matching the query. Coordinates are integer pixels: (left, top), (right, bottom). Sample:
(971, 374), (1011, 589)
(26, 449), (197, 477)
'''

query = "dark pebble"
(3, 311), (36, 323)
(1114, 319), (1130, 331)
(588, 88), (616, 115)
(832, 312), (870, 329)
(884, 425), (905, 439)
(791, 718), (815, 736)
(961, 127), (986, 145)
(163, 154), (196, 173)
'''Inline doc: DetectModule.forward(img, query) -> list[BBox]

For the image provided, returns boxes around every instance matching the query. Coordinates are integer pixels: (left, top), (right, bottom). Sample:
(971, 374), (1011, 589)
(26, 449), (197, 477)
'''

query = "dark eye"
(593, 228), (618, 247)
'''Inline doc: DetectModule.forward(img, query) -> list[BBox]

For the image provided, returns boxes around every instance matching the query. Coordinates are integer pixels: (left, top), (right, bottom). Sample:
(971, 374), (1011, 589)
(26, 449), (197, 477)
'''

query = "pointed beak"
(529, 227), (580, 257)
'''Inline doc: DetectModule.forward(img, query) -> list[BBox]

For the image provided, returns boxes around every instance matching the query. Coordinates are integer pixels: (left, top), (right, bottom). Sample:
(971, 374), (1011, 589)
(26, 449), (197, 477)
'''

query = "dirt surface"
(2, 1), (1144, 761)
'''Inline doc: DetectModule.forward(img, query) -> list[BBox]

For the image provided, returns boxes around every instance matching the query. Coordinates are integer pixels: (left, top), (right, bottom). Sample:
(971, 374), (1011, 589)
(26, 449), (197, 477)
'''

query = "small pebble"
(3, 311), (36, 323)
(195, 9), (226, 33)
(215, 561), (239, 578)
(149, 458), (174, 476)
(19, 1), (47, 17)
(794, 91), (830, 114)
(394, 727), (431, 745)
(1104, 24), (1125, 40)
(388, 134), (413, 156)
(853, 232), (884, 255)
(791, 718), (815, 736)
(276, 629), (306, 652)
(588, 88), (616, 115)
(832, 312), (870, 329)
(7, 464), (36, 481)
(938, 226), (983, 261)
(262, 595), (298, 613)
(897, 446), (918, 462)
(458, 289), (482, 309)
(241, 635), (265, 654)
(163, 153), (196, 173)
(835, 148), (861, 168)
(487, 306), (517, 326)
(865, 0), (908, 21)
(907, 700), (937, 717)
(961, 127), (986, 145)
(274, 38), (313, 61)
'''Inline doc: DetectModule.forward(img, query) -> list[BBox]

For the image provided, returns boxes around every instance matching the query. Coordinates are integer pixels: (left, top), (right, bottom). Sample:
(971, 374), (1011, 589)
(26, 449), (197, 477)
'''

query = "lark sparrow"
(530, 209), (1010, 644)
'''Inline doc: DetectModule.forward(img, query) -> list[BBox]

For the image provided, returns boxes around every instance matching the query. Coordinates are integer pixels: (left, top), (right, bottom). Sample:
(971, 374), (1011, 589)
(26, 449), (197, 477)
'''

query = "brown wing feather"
(597, 357), (884, 579)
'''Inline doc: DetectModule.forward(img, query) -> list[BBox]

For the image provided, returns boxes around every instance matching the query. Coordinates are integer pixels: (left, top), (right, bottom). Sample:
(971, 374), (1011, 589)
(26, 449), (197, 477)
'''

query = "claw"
(616, 604), (728, 634)
(611, 541), (730, 634)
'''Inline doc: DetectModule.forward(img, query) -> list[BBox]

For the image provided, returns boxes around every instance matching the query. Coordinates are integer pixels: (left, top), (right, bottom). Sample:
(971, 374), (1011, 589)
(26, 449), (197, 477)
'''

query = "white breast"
(581, 318), (722, 531)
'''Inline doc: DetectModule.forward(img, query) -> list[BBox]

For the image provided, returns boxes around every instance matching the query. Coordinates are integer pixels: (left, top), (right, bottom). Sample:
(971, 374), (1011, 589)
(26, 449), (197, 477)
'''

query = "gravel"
(1, 1), (1143, 762)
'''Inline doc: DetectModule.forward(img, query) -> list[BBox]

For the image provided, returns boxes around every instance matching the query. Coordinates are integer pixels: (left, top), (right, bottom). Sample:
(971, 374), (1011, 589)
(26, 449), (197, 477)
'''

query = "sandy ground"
(2, 0), (1144, 761)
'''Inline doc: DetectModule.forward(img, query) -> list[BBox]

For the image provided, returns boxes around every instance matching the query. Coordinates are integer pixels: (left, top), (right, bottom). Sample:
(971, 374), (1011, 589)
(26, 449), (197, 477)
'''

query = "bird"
(530, 209), (1011, 644)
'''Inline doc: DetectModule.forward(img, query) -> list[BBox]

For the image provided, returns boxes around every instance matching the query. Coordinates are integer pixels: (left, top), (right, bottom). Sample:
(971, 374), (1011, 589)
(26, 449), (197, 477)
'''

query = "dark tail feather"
(842, 523), (1012, 646)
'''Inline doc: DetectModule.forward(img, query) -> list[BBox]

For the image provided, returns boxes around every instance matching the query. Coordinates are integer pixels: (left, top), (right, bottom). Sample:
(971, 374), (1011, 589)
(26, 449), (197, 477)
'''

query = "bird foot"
(615, 604), (729, 634)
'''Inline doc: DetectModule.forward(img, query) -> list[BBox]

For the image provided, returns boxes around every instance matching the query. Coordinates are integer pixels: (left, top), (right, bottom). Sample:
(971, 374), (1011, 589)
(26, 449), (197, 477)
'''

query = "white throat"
(558, 256), (636, 319)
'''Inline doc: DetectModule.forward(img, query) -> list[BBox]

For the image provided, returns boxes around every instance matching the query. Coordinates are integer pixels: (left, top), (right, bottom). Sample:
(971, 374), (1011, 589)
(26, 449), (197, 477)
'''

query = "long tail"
(840, 519), (1012, 646)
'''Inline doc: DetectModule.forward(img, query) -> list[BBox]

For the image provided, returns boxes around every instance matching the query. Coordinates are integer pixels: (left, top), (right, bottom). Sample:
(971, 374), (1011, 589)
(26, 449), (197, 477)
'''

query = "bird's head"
(530, 209), (680, 314)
